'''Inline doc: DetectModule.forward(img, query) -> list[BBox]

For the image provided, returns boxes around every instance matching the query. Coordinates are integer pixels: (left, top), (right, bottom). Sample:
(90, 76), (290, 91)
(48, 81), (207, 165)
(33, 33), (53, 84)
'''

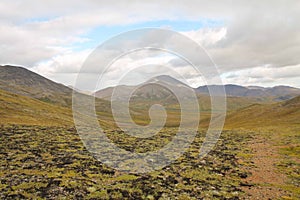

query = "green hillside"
(224, 95), (300, 129)
(0, 89), (73, 126)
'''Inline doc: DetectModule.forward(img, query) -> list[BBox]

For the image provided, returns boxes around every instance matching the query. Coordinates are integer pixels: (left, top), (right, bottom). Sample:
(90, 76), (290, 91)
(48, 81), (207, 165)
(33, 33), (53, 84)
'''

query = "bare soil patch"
(242, 136), (290, 199)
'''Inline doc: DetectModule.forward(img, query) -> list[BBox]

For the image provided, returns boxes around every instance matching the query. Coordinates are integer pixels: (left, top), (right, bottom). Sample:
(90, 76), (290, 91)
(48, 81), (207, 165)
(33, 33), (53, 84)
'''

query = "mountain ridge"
(0, 65), (299, 129)
(1, 65), (298, 101)
(0, 65), (72, 106)
(95, 75), (300, 101)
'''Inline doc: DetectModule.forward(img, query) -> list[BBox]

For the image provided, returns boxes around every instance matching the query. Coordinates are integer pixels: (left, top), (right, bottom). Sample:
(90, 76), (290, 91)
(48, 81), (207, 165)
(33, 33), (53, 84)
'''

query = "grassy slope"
(0, 84), (275, 129)
(224, 96), (300, 198)
(224, 95), (300, 129)
(118, 95), (268, 128)
(0, 89), (74, 126)
(2, 80), (297, 130)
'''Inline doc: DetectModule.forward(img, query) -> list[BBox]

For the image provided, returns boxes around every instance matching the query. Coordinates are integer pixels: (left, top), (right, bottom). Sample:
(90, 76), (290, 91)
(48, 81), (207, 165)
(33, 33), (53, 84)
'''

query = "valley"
(0, 65), (299, 199)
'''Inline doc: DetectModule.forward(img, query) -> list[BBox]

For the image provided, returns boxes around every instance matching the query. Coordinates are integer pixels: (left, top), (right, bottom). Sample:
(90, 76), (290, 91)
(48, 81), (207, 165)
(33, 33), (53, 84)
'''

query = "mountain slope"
(1, 66), (299, 129)
(196, 84), (300, 100)
(0, 65), (118, 127)
(0, 89), (73, 126)
(0, 65), (72, 106)
(224, 95), (300, 129)
(94, 75), (279, 114)
(94, 85), (135, 100)
(96, 75), (300, 102)
(94, 75), (190, 101)
(146, 75), (189, 87)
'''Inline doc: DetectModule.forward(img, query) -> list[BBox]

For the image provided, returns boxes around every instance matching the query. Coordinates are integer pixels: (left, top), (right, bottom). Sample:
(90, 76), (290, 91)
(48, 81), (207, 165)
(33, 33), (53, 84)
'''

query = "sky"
(0, 1), (300, 90)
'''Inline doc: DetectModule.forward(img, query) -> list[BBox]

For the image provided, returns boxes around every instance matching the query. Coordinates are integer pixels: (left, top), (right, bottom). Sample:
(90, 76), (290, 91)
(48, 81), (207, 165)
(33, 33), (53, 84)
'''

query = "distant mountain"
(136, 75), (192, 101)
(94, 75), (192, 102)
(95, 75), (300, 102)
(267, 86), (300, 100)
(197, 84), (249, 96)
(0, 65), (72, 106)
(1, 66), (299, 128)
(94, 85), (135, 100)
(146, 75), (189, 88)
(1, 65), (299, 122)
(196, 84), (300, 100)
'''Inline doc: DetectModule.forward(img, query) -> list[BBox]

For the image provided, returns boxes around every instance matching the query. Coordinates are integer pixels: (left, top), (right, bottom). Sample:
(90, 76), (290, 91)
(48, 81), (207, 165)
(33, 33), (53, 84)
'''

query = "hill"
(224, 95), (300, 129)
(0, 65), (72, 106)
(0, 89), (73, 126)
(0, 65), (114, 126)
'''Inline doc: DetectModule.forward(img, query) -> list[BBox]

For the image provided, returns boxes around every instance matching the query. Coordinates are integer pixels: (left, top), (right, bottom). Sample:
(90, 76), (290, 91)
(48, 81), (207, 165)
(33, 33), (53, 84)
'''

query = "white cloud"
(222, 64), (300, 87)
(182, 27), (227, 47)
(32, 49), (92, 75)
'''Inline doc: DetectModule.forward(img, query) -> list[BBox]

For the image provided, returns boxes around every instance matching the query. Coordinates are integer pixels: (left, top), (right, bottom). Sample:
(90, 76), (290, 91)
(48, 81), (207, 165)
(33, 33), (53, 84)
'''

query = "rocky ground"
(0, 125), (296, 199)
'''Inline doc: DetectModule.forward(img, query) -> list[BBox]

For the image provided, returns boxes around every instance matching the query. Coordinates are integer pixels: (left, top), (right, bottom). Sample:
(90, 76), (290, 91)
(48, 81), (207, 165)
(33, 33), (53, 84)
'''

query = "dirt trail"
(242, 136), (290, 199)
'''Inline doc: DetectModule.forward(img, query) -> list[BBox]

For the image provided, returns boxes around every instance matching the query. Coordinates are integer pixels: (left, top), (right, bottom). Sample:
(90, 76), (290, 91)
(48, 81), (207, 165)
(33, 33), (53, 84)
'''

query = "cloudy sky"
(1, 1), (300, 90)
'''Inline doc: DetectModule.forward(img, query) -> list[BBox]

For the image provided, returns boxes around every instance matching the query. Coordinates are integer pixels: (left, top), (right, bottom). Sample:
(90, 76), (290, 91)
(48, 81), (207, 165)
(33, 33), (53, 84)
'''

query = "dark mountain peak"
(247, 86), (266, 90)
(272, 85), (295, 89)
(150, 75), (175, 81)
(266, 85), (300, 98)
(225, 84), (247, 89)
(94, 75), (193, 101)
(0, 65), (64, 87)
(1, 64), (26, 69)
(198, 84), (247, 89)
(0, 65), (72, 105)
(196, 84), (247, 96)
(1, 65), (39, 78)
(146, 75), (189, 87)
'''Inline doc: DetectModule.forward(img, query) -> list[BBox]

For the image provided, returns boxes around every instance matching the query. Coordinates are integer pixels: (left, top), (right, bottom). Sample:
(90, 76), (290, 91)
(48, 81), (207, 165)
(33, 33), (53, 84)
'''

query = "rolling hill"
(0, 88), (73, 126)
(224, 95), (300, 129)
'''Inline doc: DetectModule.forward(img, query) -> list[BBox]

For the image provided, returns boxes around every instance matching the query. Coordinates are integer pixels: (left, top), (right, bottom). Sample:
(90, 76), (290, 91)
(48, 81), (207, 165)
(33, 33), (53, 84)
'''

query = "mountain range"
(95, 74), (300, 102)
(197, 84), (300, 100)
(0, 65), (299, 129)
(1, 65), (299, 104)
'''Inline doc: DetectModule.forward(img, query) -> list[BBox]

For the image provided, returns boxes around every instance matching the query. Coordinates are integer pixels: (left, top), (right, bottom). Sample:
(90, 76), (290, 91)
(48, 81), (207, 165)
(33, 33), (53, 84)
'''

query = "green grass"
(224, 95), (300, 129)
(0, 89), (74, 126)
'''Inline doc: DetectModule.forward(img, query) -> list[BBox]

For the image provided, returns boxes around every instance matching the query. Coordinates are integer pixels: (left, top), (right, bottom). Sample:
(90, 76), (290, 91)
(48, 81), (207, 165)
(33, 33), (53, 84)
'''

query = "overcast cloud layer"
(0, 0), (299, 89)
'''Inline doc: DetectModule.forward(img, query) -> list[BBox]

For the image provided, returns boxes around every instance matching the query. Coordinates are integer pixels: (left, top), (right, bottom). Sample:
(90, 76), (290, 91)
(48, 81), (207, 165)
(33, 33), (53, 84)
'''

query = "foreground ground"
(0, 125), (299, 199)
(241, 128), (300, 199)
